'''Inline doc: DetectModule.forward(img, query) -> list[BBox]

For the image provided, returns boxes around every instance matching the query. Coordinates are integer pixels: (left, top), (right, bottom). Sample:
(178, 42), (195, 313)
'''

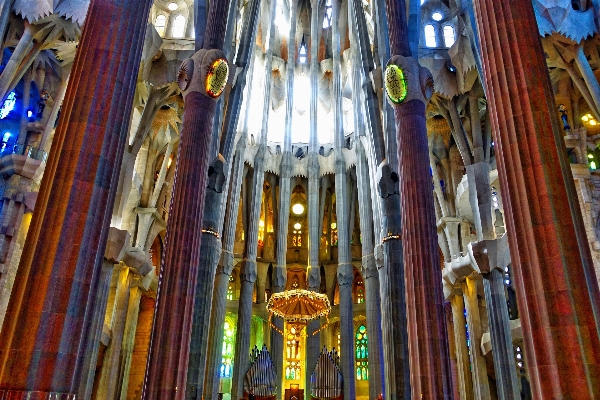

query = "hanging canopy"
(266, 289), (331, 335)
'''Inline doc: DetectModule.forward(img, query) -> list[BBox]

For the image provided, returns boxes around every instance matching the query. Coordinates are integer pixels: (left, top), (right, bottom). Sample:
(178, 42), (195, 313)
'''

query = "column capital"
(207, 155), (226, 193)
(104, 227), (131, 264)
(337, 262), (354, 286)
(178, 49), (231, 101)
(240, 259), (258, 283)
(467, 235), (511, 275)
(272, 264), (287, 292)
(361, 253), (378, 278)
(218, 249), (236, 276)
(384, 55), (433, 108)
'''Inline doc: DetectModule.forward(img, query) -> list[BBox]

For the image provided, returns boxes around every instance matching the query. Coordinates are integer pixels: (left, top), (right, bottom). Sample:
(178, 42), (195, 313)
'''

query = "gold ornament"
(205, 58), (229, 98)
(385, 64), (408, 104)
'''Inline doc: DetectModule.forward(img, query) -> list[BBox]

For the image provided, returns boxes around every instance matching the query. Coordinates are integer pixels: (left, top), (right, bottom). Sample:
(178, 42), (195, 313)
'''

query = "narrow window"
(220, 321), (235, 377)
(155, 14), (167, 37)
(424, 24), (437, 47)
(443, 25), (455, 47)
(299, 35), (308, 64)
(323, 0), (333, 28)
(172, 15), (186, 38)
(355, 325), (369, 380)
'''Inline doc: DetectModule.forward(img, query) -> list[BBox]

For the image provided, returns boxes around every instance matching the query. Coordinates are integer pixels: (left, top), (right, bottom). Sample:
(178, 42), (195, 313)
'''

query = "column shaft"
(118, 285), (143, 400)
(482, 270), (519, 400)
(471, 0), (600, 396)
(450, 292), (473, 400)
(0, 0), (152, 396)
(462, 278), (491, 399)
(395, 100), (453, 398)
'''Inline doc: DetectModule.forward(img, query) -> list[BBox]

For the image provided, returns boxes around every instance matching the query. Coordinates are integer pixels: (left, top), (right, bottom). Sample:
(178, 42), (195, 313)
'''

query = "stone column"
(462, 278), (490, 399)
(449, 288), (473, 400)
(355, 143), (384, 399)
(97, 266), (133, 400)
(0, 1), (153, 397)
(272, 152), (292, 399)
(231, 1), (278, 396)
(142, 0), (233, 394)
(118, 279), (144, 400)
(382, 0), (453, 391)
(305, 0), (322, 387)
(470, 0), (600, 396)
(271, 0), (298, 390)
(470, 238), (519, 400)
(204, 136), (248, 400)
(331, 0), (356, 397)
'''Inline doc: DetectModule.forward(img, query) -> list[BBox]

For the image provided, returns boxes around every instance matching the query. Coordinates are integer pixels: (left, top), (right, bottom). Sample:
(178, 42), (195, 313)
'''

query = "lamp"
(292, 203), (304, 215)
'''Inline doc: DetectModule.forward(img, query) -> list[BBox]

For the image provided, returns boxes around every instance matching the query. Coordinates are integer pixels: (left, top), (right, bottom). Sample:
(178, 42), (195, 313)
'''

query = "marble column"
(355, 142), (384, 399)
(142, 0), (233, 394)
(331, 0), (356, 397)
(462, 278), (490, 399)
(231, 1), (278, 396)
(449, 289), (473, 400)
(470, 0), (600, 396)
(0, 1), (152, 397)
(382, 0), (453, 390)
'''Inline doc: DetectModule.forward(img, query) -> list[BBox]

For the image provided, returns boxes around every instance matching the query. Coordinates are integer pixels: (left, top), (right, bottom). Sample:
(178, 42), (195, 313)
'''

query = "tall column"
(305, 0), (322, 391)
(470, 0), (600, 397)
(355, 142), (384, 399)
(462, 277), (490, 399)
(204, 136), (248, 399)
(382, 0), (453, 395)
(331, 0), (355, 397)
(449, 289), (473, 400)
(202, 0), (262, 393)
(271, 1), (298, 392)
(118, 280), (144, 399)
(0, 1), (153, 397)
(470, 237), (520, 400)
(230, 1), (278, 397)
(96, 266), (133, 400)
(141, 0), (233, 394)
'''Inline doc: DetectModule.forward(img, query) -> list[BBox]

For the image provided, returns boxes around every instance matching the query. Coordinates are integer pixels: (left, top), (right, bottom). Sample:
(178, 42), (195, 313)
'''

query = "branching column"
(331, 0), (356, 396)
(142, 0), (233, 395)
(470, 0), (600, 396)
(231, 1), (277, 396)
(204, 136), (247, 399)
(305, 0), (322, 389)
(0, 1), (152, 398)
(355, 141), (384, 399)
(382, 0), (453, 394)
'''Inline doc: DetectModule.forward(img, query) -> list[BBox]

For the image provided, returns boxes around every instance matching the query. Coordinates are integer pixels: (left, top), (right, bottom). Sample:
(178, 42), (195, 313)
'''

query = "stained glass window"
(0, 92), (16, 119)
(220, 321), (235, 377)
(355, 325), (369, 380)
(285, 326), (301, 380)
(227, 275), (235, 300)
(356, 279), (364, 304)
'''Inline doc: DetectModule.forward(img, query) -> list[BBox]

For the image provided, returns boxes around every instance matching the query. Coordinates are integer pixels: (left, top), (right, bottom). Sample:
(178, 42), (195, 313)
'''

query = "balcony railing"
(0, 143), (48, 163)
